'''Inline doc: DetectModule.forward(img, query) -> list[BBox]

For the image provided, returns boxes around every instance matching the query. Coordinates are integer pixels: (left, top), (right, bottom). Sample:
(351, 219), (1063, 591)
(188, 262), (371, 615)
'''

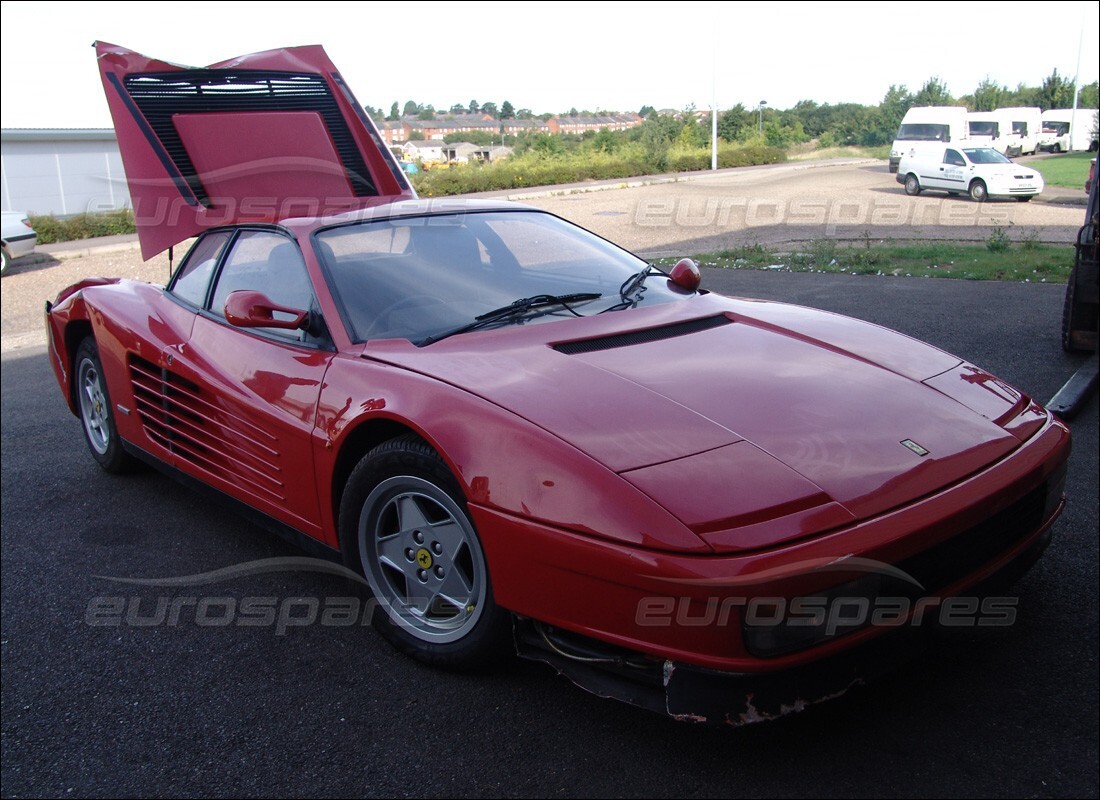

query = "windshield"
(962, 148), (1012, 164)
(896, 123), (950, 142)
(968, 121), (998, 137)
(314, 210), (687, 344)
(1043, 122), (1070, 136)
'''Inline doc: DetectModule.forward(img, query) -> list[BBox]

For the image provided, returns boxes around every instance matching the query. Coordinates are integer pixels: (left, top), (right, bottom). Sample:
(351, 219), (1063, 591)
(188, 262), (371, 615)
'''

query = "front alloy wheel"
(362, 475), (487, 644)
(340, 435), (510, 668)
(969, 180), (988, 202)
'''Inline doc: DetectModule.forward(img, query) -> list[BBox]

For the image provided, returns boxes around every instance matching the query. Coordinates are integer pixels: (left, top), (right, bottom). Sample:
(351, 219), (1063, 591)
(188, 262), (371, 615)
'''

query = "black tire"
(1062, 269), (1078, 352)
(338, 434), (511, 669)
(969, 180), (988, 202)
(1053, 144), (1062, 154)
(904, 174), (921, 196)
(73, 337), (135, 473)
(1062, 267), (1098, 353)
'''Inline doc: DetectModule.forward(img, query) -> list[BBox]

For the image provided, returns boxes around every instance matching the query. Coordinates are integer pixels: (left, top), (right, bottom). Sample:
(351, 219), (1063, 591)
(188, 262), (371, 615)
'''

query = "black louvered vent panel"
(128, 354), (285, 503)
(553, 316), (732, 355)
(124, 69), (377, 204)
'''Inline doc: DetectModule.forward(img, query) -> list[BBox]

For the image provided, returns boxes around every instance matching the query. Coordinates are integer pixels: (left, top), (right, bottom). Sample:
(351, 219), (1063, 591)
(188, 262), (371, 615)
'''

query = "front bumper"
(476, 416), (1069, 675)
(515, 520), (1056, 724)
(988, 182), (1043, 198)
(3, 232), (37, 259)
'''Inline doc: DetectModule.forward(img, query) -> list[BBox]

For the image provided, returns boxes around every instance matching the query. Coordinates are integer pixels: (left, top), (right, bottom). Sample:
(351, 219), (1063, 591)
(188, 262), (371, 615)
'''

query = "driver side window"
(170, 231), (232, 307)
(209, 231), (315, 342)
(944, 149), (966, 167)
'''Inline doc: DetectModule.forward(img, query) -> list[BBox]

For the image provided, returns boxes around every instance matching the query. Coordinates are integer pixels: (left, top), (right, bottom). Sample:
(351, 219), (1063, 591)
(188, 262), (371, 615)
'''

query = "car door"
(118, 230), (231, 468)
(159, 229), (335, 543)
(935, 148), (969, 192)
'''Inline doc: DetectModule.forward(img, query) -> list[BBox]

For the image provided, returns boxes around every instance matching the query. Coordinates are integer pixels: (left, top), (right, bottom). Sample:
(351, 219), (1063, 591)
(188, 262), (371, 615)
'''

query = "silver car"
(1, 212), (37, 274)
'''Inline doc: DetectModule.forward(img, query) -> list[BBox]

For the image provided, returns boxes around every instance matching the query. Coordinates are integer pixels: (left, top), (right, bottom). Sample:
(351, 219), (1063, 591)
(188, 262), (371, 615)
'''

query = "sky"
(2, 0), (1098, 129)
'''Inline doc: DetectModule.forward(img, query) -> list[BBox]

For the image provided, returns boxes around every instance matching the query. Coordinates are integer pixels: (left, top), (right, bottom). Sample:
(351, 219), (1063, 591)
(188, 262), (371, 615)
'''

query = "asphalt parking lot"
(1, 163), (1097, 798)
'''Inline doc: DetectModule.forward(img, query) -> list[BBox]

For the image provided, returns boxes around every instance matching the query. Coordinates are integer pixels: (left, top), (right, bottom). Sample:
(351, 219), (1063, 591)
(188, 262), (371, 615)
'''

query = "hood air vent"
(553, 315), (731, 355)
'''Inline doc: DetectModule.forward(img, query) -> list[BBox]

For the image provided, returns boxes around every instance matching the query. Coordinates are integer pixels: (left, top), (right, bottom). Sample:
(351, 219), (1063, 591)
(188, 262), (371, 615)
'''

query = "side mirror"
(224, 290), (308, 330)
(668, 258), (701, 292)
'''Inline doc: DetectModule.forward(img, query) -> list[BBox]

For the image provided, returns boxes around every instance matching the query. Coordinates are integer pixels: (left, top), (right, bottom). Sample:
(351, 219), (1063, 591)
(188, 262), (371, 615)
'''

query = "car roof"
(277, 198), (542, 236)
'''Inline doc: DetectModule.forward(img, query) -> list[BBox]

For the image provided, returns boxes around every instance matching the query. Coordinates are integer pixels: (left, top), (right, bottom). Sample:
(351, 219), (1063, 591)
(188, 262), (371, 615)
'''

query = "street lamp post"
(757, 100), (767, 135)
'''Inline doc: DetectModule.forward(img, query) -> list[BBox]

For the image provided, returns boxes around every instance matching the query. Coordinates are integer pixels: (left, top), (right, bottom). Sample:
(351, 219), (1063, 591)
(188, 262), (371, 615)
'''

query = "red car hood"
(95, 41), (414, 259)
(365, 295), (1025, 530)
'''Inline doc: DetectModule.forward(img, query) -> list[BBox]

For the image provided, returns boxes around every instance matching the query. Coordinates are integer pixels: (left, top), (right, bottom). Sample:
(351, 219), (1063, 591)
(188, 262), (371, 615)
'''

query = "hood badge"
(900, 439), (930, 457)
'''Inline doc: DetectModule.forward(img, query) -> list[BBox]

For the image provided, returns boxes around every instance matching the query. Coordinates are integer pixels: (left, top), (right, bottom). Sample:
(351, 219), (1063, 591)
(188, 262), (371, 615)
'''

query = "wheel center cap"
(415, 548), (433, 569)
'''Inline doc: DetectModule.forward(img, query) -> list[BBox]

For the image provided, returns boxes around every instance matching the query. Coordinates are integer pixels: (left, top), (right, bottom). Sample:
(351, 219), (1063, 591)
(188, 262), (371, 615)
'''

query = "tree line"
(366, 71), (1100, 149)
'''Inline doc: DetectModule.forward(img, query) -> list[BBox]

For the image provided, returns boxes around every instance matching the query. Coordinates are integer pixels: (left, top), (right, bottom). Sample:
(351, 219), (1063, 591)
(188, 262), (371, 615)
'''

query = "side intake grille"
(553, 316), (731, 355)
(128, 354), (285, 503)
(123, 69), (377, 204)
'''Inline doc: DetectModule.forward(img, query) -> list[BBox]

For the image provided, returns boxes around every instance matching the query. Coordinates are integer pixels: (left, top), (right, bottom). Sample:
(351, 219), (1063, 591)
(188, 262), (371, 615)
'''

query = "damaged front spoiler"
(514, 525), (1053, 726)
(514, 617), (926, 726)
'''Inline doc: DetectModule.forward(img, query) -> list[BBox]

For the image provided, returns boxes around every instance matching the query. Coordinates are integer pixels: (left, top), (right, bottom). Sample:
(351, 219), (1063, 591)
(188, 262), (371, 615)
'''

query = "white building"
(1, 129), (130, 216)
(402, 140), (446, 163)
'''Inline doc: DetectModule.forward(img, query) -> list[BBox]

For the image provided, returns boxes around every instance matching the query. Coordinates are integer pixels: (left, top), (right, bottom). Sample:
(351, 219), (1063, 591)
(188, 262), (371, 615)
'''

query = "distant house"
(546, 114), (643, 135)
(378, 112), (642, 145)
(379, 120), (406, 146)
(402, 140), (445, 163)
(408, 114), (501, 141)
(475, 145), (514, 163)
(442, 142), (480, 163)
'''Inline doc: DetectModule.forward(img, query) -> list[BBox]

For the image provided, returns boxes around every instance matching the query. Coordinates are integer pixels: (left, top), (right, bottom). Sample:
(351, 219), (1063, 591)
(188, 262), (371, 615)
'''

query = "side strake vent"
(553, 316), (732, 355)
(123, 69), (377, 203)
(128, 354), (285, 504)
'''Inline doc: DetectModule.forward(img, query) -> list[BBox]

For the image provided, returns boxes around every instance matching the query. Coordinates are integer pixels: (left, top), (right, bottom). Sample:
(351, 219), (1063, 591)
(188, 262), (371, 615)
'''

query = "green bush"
(986, 226), (1012, 253)
(28, 209), (136, 244)
(410, 143), (787, 197)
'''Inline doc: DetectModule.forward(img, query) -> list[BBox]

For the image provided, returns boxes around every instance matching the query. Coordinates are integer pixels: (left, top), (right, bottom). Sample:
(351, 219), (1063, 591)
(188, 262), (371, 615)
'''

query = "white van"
(1038, 109), (1099, 153)
(896, 144), (1044, 201)
(996, 107), (1042, 156)
(889, 106), (970, 173)
(967, 108), (1042, 157)
(967, 111), (1004, 150)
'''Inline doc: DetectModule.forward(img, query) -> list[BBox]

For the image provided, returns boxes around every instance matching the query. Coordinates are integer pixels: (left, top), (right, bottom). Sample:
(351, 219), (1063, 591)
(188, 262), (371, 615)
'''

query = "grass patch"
(654, 238), (1074, 283)
(1026, 151), (1094, 189)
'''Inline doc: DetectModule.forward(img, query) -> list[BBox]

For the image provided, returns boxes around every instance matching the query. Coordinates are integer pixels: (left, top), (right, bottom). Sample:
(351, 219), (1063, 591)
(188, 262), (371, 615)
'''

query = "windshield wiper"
(420, 292), (602, 345)
(601, 265), (656, 313)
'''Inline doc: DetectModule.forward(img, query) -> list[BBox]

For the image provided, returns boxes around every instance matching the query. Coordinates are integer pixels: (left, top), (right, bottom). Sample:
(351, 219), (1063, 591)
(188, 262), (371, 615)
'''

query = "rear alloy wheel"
(74, 337), (135, 473)
(969, 180), (988, 202)
(904, 174), (921, 196)
(339, 435), (511, 669)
